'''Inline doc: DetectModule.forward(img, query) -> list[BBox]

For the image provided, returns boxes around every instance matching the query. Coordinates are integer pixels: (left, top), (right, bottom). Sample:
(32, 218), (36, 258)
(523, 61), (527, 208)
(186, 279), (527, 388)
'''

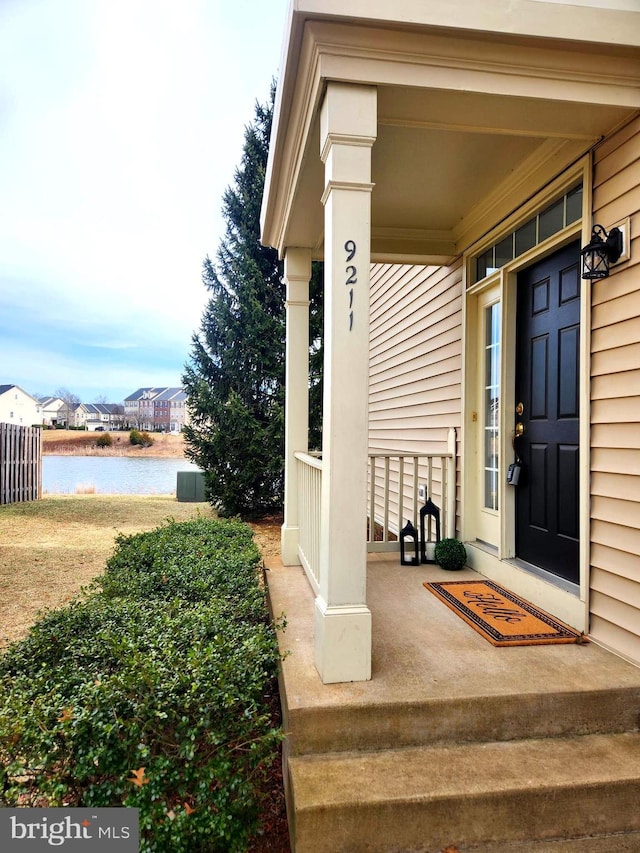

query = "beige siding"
(589, 113), (640, 665)
(368, 261), (463, 535)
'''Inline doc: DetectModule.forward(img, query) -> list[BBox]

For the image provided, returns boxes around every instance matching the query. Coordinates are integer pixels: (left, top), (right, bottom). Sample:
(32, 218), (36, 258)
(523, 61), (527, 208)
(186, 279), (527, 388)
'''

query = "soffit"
(262, 12), (640, 262)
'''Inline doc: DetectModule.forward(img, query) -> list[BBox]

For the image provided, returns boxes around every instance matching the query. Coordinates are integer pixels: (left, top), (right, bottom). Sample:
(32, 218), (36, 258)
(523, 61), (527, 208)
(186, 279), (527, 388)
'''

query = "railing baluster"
(398, 458), (405, 531)
(369, 455), (376, 545)
(383, 457), (390, 544)
(413, 456), (419, 530)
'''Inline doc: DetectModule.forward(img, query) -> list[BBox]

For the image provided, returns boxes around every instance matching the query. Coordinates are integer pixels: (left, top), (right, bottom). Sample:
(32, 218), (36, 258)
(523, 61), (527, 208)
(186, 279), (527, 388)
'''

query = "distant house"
(123, 388), (152, 429)
(0, 385), (41, 426)
(73, 403), (125, 431)
(169, 389), (189, 433)
(37, 396), (65, 428)
(124, 387), (189, 432)
(153, 388), (189, 433)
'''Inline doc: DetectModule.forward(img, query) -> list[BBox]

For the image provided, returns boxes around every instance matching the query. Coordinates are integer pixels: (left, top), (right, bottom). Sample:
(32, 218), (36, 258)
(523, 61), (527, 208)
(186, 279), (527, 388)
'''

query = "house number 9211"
(345, 239), (357, 331)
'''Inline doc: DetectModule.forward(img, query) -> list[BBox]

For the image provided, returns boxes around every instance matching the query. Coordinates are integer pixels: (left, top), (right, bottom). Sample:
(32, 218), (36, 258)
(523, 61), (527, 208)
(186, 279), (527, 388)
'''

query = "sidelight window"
(484, 303), (501, 511)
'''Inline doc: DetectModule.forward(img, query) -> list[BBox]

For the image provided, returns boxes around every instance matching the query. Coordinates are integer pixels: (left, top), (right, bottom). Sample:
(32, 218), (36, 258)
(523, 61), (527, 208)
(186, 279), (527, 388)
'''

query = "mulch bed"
(249, 515), (290, 852)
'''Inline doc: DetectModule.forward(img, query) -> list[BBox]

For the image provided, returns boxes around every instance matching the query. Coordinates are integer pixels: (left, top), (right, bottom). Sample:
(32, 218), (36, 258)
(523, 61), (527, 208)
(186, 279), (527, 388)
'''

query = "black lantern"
(581, 224), (623, 280)
(400, 519), (419, 566)
(419, 497), (441, 564)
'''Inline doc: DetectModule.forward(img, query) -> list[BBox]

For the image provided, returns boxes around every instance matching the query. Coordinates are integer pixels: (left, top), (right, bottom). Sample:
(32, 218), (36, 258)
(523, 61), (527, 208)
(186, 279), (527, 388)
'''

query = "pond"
(43, 456), (202, 495)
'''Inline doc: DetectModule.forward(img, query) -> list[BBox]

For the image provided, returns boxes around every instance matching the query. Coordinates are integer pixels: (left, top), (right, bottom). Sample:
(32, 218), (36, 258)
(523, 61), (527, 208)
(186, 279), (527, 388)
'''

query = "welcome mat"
(423, 579), (585, 646)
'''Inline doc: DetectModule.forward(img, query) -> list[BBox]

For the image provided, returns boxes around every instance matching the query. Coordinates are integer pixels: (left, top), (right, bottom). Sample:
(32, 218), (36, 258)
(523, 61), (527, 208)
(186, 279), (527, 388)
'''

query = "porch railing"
(368, 431), (456, 552)
(295, 428), (456, 591)
(294, 451), (322, 595)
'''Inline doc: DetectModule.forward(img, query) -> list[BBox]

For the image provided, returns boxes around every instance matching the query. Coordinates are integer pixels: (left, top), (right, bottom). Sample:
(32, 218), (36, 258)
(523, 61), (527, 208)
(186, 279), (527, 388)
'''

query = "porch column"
(281, 247), (311, 566)
(315, 82), (377, 683)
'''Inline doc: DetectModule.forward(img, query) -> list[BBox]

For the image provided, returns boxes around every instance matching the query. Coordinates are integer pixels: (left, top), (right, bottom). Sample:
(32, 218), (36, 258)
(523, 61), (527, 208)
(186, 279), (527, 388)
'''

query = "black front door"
(515, 242), (580, 584)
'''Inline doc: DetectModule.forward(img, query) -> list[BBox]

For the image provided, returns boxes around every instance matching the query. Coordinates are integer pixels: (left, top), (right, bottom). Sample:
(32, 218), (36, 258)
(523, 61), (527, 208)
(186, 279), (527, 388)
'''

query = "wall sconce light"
(581, 224), (623, 280)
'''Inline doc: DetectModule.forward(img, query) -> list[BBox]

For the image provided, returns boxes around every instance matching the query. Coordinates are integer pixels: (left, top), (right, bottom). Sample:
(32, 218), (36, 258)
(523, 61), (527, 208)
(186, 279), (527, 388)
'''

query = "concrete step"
(285, 685), (640, 756)
(459, 832), (640, 852)
(288, 732), (640, 853)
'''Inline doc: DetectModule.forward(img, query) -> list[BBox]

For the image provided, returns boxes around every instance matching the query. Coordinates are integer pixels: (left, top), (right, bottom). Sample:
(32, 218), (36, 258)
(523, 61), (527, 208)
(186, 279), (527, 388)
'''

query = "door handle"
(515, 422), (525, 437)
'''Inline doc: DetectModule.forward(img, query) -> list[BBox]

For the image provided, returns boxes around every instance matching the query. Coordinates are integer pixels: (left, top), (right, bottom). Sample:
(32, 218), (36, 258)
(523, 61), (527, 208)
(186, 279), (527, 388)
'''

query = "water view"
(43, 456), (202, 495)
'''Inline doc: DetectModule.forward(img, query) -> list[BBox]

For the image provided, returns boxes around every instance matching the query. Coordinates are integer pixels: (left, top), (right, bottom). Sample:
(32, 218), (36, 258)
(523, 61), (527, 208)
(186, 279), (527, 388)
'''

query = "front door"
(515, 242), (580, 584)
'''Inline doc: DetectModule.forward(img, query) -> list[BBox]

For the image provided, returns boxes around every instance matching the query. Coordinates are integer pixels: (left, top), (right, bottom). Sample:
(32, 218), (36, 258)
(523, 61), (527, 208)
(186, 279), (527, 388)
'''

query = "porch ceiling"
(261, 3), (640, 264)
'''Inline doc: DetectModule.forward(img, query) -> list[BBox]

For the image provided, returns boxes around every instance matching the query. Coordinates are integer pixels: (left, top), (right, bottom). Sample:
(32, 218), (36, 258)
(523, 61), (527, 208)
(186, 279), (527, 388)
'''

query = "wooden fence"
(0, 423), (42, 505)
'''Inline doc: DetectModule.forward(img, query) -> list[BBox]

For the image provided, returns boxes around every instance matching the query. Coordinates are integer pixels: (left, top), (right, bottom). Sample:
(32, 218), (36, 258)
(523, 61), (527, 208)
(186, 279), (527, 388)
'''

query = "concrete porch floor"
(265, 552), (640, 749)
(264, 552), (640, 852)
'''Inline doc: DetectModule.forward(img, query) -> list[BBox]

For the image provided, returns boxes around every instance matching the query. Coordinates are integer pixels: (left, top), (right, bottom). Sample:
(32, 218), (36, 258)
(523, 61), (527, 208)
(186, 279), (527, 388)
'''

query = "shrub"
(0, 518), (282, 852)
(95, 432), (113, 448)
(434, 538), (467, 571)
(129, 429), (154, 447)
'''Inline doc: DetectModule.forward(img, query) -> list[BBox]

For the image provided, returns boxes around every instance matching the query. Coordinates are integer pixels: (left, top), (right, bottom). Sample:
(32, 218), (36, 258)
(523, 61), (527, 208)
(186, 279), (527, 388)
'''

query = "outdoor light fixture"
(581, 224), (623, 280)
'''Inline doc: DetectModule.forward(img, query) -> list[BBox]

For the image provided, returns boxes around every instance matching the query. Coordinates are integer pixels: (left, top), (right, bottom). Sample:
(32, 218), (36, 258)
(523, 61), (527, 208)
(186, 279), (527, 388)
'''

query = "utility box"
(176, 471), (206, 502)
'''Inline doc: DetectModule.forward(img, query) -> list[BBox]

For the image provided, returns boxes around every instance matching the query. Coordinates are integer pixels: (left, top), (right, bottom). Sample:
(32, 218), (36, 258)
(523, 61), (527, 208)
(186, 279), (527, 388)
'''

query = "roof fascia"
(289, 0), (640, 49)
(262, 4), (640, 256)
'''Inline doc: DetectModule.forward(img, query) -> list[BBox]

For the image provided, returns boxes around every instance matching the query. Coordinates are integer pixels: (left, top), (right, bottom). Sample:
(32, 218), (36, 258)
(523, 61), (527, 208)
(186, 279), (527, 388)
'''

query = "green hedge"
(0, 518), (283, 852)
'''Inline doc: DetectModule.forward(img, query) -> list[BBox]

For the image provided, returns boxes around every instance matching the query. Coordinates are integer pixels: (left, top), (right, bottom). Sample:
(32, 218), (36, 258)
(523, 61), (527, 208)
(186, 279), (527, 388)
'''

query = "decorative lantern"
(420, 497), (441, 564)
(581, 224), (623, 280)
(400, 519), (419, 566)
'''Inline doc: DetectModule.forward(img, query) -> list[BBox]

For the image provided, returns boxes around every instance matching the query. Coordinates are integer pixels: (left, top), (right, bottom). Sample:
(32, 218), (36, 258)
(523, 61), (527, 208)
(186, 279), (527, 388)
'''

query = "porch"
(263, 0), (640, 689)
(265, 551), (640, 852)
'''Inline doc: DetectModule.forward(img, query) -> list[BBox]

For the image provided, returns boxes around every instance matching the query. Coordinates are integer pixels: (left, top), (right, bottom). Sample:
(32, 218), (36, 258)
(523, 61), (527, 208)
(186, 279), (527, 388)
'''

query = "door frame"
(461, 158), (592, 631)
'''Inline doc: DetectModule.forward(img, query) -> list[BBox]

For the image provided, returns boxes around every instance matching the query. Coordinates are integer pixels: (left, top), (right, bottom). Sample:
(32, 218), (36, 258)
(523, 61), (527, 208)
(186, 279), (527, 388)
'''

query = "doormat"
(423, 579), (586, 646)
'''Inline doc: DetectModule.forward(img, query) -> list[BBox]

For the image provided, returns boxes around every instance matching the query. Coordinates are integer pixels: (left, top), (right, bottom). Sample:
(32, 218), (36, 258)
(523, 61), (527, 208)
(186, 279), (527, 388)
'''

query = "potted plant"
(434, 538), (467, 571)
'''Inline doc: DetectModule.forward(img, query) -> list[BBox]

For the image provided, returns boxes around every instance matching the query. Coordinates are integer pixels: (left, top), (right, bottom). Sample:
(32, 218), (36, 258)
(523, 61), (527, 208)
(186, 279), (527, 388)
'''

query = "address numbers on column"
(344, 240), (357, 331)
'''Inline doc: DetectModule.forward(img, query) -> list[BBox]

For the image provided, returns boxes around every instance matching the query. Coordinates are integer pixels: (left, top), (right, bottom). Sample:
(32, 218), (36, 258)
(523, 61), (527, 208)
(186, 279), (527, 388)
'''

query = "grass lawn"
(0, 495), (216, 648)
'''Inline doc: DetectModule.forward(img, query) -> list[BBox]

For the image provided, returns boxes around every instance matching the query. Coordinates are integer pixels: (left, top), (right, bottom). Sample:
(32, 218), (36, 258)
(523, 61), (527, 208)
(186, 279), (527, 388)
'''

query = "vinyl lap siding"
(589, 114), (640, 665)
(368, 261), (462, 535)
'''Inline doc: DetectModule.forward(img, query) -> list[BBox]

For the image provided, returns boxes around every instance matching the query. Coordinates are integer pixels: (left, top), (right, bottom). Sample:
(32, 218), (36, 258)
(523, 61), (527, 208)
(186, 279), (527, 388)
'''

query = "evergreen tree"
(183, 87), (322, 517)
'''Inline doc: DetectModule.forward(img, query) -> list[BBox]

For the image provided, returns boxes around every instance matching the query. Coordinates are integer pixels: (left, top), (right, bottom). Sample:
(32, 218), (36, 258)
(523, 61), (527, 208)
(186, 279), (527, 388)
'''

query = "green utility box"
(176, 471), (206, 502)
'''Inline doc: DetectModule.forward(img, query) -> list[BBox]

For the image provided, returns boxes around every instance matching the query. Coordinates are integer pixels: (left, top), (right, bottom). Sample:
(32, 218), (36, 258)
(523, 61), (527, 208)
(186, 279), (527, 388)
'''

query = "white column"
(315, 82), (377, 683)
(281, 248), (311, 566)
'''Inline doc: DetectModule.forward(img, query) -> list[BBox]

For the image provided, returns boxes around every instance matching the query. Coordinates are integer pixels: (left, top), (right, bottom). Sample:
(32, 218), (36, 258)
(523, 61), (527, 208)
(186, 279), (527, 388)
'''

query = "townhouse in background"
(1, 385), (167, 432)
(72, 403), (125, 431)
(124, 387), (188, 433)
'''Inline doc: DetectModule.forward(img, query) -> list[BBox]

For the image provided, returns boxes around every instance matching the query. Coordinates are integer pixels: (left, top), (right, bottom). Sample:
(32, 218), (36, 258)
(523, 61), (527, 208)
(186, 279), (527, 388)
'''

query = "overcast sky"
(0, 0), (289, 403)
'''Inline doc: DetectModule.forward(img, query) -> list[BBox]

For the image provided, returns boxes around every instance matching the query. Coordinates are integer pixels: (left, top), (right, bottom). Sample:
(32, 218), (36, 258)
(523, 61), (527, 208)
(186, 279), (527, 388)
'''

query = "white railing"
(295, 451), (322, 594)
(367, 428), (457, 552)
(294, 428), (457, 587)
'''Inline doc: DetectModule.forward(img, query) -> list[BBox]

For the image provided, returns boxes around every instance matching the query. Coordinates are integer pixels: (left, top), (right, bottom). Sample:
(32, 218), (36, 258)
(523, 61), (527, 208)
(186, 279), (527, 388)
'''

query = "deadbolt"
(515, 422), (525, 437)
(516, 402), (524, 416)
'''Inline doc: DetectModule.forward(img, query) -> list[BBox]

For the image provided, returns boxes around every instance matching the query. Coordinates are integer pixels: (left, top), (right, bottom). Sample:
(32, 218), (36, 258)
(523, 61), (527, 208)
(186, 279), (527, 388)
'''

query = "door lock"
(516, 402), (524, 416)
